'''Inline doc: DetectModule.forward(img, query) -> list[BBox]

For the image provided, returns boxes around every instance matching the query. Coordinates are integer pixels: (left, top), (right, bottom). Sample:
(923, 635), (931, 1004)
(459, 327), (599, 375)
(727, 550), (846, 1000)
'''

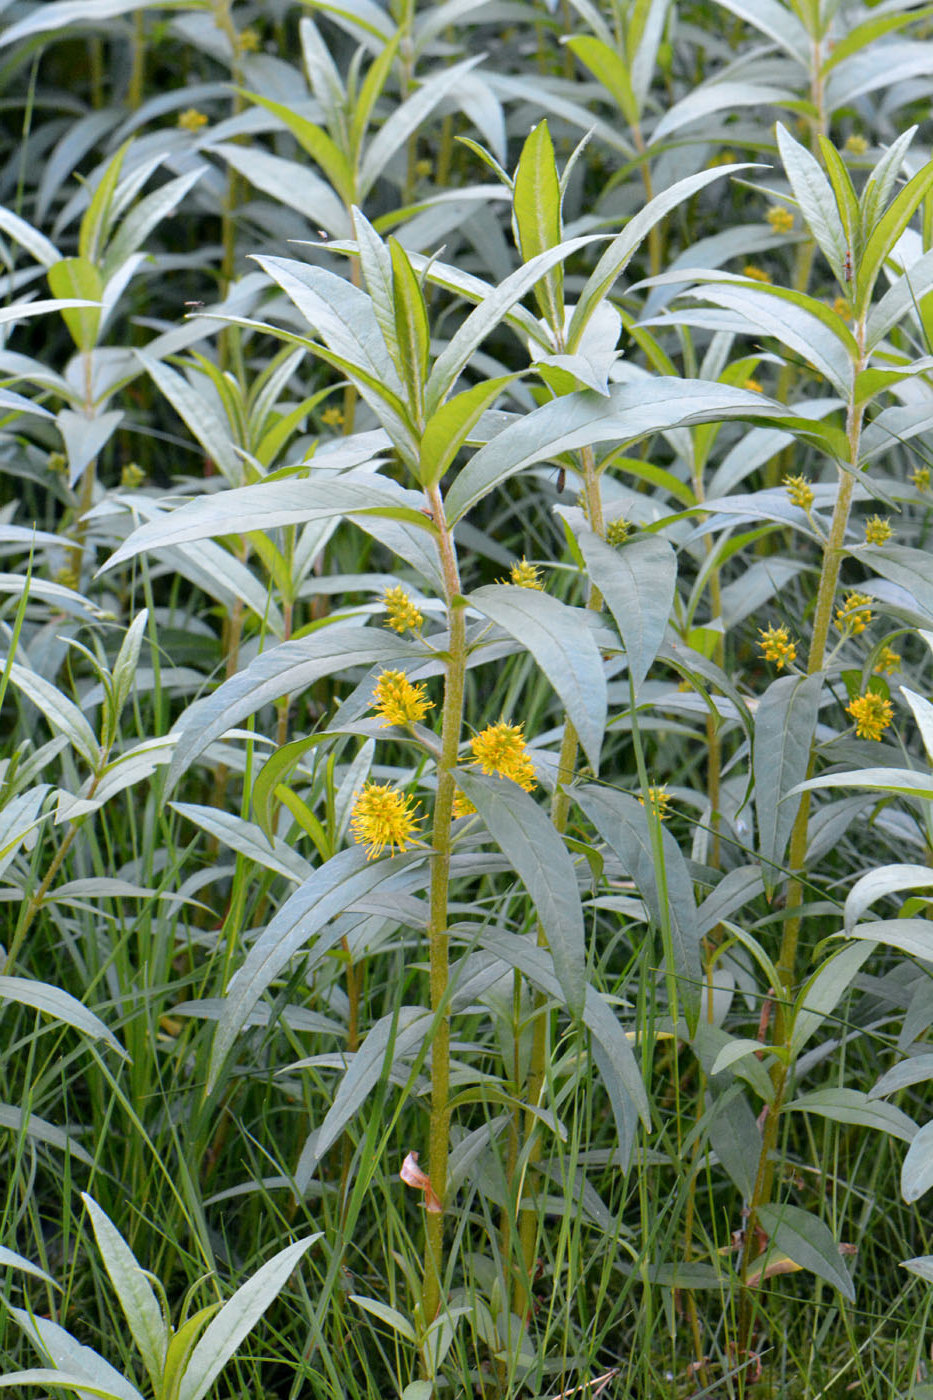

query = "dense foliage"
(3, 0), (933, 1396)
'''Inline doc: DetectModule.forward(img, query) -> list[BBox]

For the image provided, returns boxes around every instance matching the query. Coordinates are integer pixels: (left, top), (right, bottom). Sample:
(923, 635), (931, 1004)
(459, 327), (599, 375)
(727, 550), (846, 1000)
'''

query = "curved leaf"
(578, 530), (676, 692)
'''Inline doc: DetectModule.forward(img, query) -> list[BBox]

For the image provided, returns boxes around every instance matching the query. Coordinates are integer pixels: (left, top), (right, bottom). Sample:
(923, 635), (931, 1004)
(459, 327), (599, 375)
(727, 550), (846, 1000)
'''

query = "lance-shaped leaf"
(468, 585), (605, 771)
(177, 1237), (318, 1400)
(100, 473), (436, 574)
(445, 378), (785, 524)
(81, 1196), (167, 1393)
(844, 863), (933, 934)
(790, 942), (872, 1058)
(207, 846), (423, 1090)
(512, 119), (563, 332)
(418, 373), (520, 486)
(0, 978), (126, 1060)
(784, 1089), (916, 1142)
(390, 237), (430, 415)
(574, 784), (702, 1028)
(578, 531), (675, 692)
(902, 1120), (933, 1203)
(776, 122), (848, 286)
(756, 1204), (855, 1300)
(856, 151), (933, 315)
(456, 770), (586, 1017)
(853, 543), (933, 625)
(165, 626), (426, 789)
(47, 258), (102, 353)
(754, 672), (823, 892)
(566, 164), (759, 350)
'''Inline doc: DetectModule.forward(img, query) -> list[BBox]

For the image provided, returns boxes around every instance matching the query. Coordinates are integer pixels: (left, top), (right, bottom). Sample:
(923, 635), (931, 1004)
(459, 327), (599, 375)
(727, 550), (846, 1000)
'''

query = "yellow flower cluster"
(605, 517), (632, 546)
(743, 264), (772, 284)
(844, 134), (868, 155)
(833, 296), (851, 321)
(864, 515), (893, 546)
(846, 691), (893, 741)
(767, 206), (794, 234)
(371, 670), (433, 728)
(177, 108), (209, 132)
(784, 474), (814, 511)
(874, 645), (901, 676)
(321, 406), (344, 428)
(912, 467), (931, 492)
(744, 378), (764, 393)
(238, 26), (261, 51)
(120, 462), (145, 489)
(835, 591), (872, 636)
(382, 585), (423, 634)
(350, 782), (422, 859)
(508, 557), (544, 590)
(639, 785), (673, 821)
(470, 721), (536, 792)
(758, 623), (797, 670)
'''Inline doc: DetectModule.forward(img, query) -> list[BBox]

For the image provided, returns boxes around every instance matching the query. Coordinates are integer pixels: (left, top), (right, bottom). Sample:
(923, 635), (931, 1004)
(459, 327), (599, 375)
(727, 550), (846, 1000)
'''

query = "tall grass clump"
(4, 1), (933, 1397)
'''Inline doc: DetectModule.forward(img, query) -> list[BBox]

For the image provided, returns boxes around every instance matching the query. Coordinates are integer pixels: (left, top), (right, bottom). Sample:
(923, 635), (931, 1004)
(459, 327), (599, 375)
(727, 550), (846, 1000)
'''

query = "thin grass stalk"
(422, 481), (466, 1325)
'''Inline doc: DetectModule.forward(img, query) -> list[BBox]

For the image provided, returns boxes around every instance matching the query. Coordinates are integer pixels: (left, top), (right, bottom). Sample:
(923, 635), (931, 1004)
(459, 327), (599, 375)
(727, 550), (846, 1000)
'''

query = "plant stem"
(422, 483), (466, 1325)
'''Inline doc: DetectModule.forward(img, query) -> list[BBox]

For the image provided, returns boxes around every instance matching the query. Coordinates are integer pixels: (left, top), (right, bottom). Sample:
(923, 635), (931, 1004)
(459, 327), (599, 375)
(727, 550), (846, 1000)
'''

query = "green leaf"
(859, 127), (917, 251)
(456, 770), (587, 1017)
(790, 942), (873, 1057)
(566, 164), (759, 351)
(162, 626), (425, 790)
(418, 374), (519, 487)
(171, 803), (313, 885)
(7, 662), (100, 769)
(856, 157), (933, 316)
(240, 89), (354, 203)
(468, 584), (606, 772)
(212, 143), (350, 239)
(565, 35), (638, 126)
(853, 542), (933, 625)
(756, 1204), (856, 1300)
(445, 378), (784, 524)
(425, 234), (600, 415)
(754, 672), (823, 893)
(792, 767), (933, 802)
(574, 784), (702, 1030)
(776, 122), (848, 285)
(350, 1296), (416, 1343)
(0, 977), (126, 1058)
(849, 918), (933, 962)
(207, 846), (423, 1090)
(784, 1089), (916, 1142)
(844, 863), (933, 933)
(81, 1197), (167, 1393)
(47, 258), (102, 352)
(817, 135), (859, 254)
(512, 120), (564, 331)
(390, 237), (430, 416)
(578, 531), (676, 692)
(177, 1238), (318, 1400)
(902, 1120), (933, 1203)
(0, 1247), (58, 1289)
(0, 1108), (93, 1165)
(136, 354), (240, 483)
(79, 140), (129, 265)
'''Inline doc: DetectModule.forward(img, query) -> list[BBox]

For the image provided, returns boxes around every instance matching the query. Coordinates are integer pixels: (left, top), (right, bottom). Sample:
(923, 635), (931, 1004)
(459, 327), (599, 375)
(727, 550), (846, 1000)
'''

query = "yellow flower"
(743, 264), (772, 284)
(605, 517), (631, 547)
(383, 584), (423, 634)
(54, 565), (79, 591)
(120, 462), (145, 489)
(835, 591), (872, 636)
(639, 785), (672, 821)
(237, 26), (261, 51)
(758, 623), (797, 670)
(874, 645), (901, 676)
(708, 150), (736, 168)
(453, 789), (477, 818)
(321, 406), (344, 428)
(470, 721), (536, 792)
(414, 158), (433, 180)
(371, 670), (433, 728)
(912, 466), (931, 492)
(784, 474), (814, 511)
(350, 782), (422, 859)
(767, 206), (794, 234)
(844, 134), (868, 156)
(178, 108), (209, 132)
(744, 377), (764, 393)
(47, 451), (67, 475)
(846, 691), (893, 741)
(864, 515), (893, 546)
(833, 296), (852, 321)
(506, 557), (544, 590)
